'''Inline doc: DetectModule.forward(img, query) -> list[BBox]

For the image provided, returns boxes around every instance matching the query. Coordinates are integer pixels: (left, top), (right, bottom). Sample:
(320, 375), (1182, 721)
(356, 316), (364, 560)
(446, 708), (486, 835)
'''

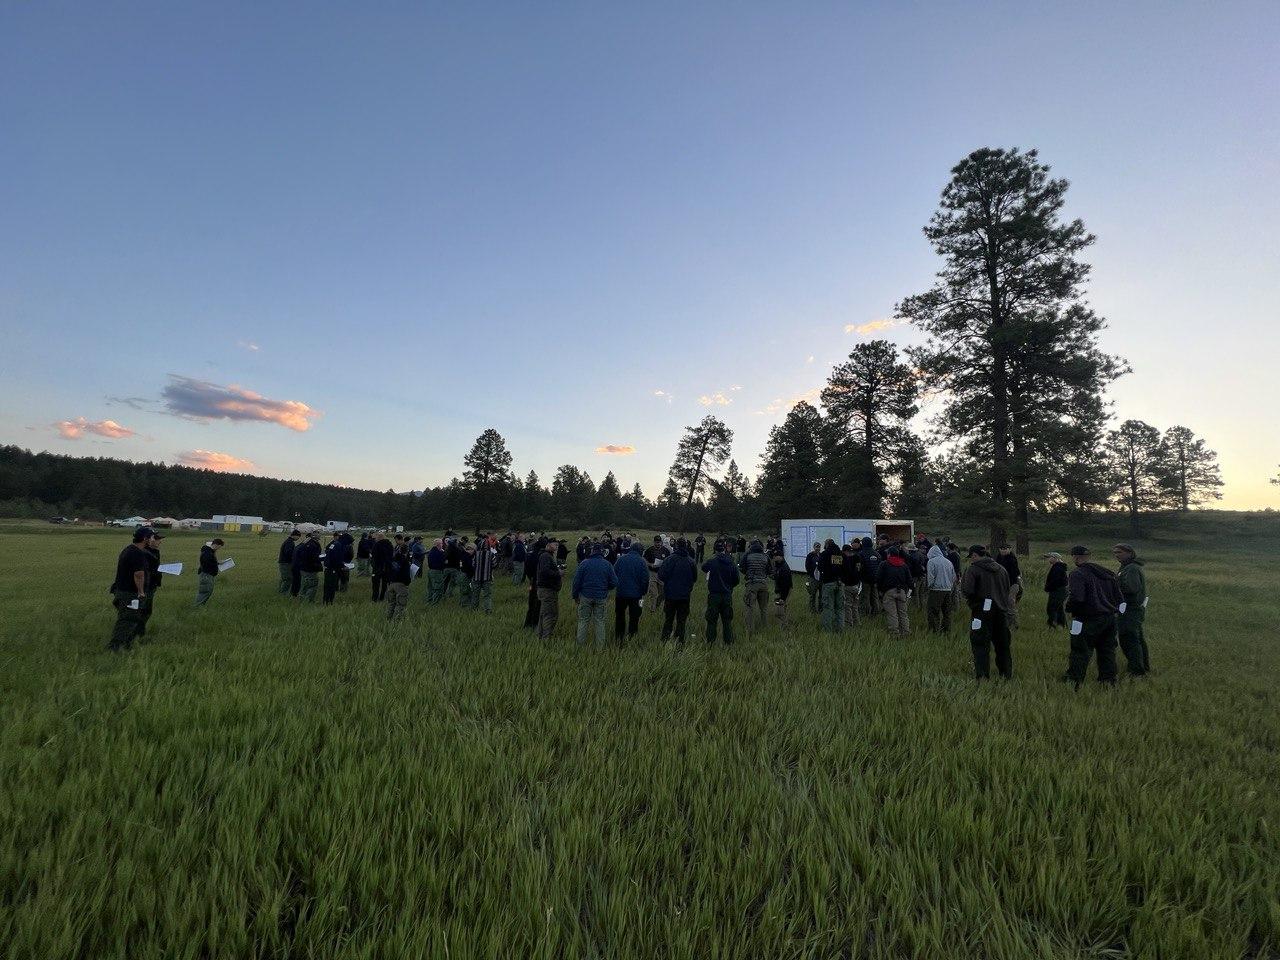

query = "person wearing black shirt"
(371, 532), (394, 602)
(1043, 552), (1069, 627)
(556, 540), (568, 564)
(995, 545), (1023, 629)
(772, 555), (793, 628)
(522, 537), (546, 629)
(296, 533), (323, 602)
(337, 532), (354, 592)
(840, 542), (862, 628)
(137, 532), (165, 639)
(816, 540), (845, 632)
(355, 533), (373, 578)
(535, 541), (563, 639)
(694, 533), (707, 564)
(385, 541), (413, 620)
(278, 530), (300, 594)
(804, 542), (821, 613)
(323, 534), (347, 604)
(643, 536), (670, 614)
(109, 527), (155, 651)
(441, 536), (464, 600)
(195, 539), (223, 607)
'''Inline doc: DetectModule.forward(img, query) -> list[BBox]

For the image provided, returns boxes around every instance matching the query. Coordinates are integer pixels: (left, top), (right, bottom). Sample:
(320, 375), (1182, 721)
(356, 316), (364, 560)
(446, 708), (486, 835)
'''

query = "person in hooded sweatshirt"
(278, 529), (300, 594)
(371, 532), (394, 602)
(614, 540), (650, 643)
(926, 543), (957, 633)
(876, 546), (914, 637)
(322, 533), (347, 604)
(1112, 543), (1149, 676)
(702, 541), (741, 644)
(658, 539), (698, 643)
(859, 538), (880, 617)
(739, 540), (772, 637)
(816, 539), (845, 633)
(1042, 552), (1069, 628)
(1063, 545), (1121, 688)
(961, 545), (1013, 679)
(195, 538), (223, 607)
(804, 542), (822, 613)
(839, 542), (862, 629)
(772, 554), (794, 628)
(355, 532), (373, 578)
(995, 545), (1023, 629)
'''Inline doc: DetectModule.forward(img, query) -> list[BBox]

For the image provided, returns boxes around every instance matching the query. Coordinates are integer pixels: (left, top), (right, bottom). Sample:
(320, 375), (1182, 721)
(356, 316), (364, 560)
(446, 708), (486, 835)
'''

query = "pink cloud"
(54, 417), (136, 440)
(161, 375), (320, 431)
(177, 449), (257, 473)
(595, 444), (636, 455)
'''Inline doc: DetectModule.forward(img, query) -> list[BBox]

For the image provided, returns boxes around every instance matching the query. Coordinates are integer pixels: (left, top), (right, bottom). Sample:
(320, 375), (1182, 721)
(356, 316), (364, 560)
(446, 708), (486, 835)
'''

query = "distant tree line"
(1, 148), (1232, 543)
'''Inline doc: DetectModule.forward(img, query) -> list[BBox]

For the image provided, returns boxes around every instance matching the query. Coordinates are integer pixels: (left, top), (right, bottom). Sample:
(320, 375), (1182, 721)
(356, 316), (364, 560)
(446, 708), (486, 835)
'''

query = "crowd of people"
(107, 525), (1151, 687)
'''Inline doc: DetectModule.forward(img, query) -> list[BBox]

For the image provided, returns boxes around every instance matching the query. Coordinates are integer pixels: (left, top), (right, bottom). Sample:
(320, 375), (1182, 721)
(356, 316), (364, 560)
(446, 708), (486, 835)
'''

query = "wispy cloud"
(237, 340), (260, 352)
(595, 444), (636, 455)
(652, 389), (674, 404)
(805, 355), (815, 364)
(161, 375), (320, 432)
(53, 417), (136, 440)
(698, 393), (733, 406)
(845, 317), (905, 336)
(177, 449), (256, 473)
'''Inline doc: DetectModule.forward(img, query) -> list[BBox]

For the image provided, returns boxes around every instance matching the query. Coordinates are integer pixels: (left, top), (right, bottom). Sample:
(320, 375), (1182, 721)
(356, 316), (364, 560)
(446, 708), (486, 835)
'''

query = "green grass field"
(2, 516), (1278, 959)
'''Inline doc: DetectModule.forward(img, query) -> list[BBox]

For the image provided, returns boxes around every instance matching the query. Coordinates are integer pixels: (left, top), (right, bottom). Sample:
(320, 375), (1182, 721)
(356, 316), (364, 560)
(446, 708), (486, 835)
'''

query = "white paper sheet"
(1070, 620), (1083, 636)
(157, 562), (183, 576)
(1118, 602), (1127, 614)
(218, 558), (235, 572)
(345, 563), (355, 570)
(970, 618), (982, 631)
(1143, 597), (1149, 608)
(128, 598), (140, 610)
(982, 598), (992, 611)
(410, 564), (420, 578)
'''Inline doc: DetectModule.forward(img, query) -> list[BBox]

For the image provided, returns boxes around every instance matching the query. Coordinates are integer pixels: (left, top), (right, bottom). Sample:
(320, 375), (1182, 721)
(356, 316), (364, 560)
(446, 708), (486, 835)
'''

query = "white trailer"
(325, 520), (350, 531)
(780, 518), (916, 573)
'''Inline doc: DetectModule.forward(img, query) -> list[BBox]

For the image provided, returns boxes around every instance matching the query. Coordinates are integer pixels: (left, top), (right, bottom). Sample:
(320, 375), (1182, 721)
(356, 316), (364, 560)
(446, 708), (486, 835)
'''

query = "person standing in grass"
(739, 540), (772, 637)
(995, 545), (1023, 630)
(772, 555), (793, 629)
(926, 543), (956, 634)
(425, 538), (447, 604)
(614, 539), (649, 643)
(337, 532), (354, 592)
(700, 541), (739, 644)
(278, 529), (300, 594)
(859, 538), (881, 617)
(658, 539), (697, 643)
(694, 532), (707, 564)
(644, 535), (670, 615)
(355, 532), (373, 578)
(108, 526), (155, 651)
(384, 538), (412, 621)
(961, 545), (1013, 680)
(370, 532), (393, 602)
(1063, 545), (1121, 687)
(804, 541), (822, 613)
(195, 538), (223, 607)
(296, 531), (323, 602)
(877, 546), (914, 637)
(409, 536), (426, 581)
(536, 539), (562, 638)
(136, 530), (164, 640)
(572, 544), (617, 647)
(1043, 552), (1069, 628)
(522, 536), (546, 629)
(840, 542), (862, 629)
(817, 539), (845, 632)
(1113, 543), (1150, 677)
(458, 542), (476, 607)
(469, 537), (496, 613)
(511, 535), (527, 586)
(322, 533), (346, 605)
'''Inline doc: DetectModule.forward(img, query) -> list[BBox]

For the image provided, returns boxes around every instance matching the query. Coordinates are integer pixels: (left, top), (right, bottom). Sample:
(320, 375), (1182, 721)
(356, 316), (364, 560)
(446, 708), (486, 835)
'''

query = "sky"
(2, 1), (1278, 509)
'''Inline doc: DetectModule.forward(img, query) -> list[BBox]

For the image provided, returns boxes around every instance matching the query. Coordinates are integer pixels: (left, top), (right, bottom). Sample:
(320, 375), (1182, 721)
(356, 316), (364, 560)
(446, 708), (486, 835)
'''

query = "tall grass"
(1, 520), (1277, 958)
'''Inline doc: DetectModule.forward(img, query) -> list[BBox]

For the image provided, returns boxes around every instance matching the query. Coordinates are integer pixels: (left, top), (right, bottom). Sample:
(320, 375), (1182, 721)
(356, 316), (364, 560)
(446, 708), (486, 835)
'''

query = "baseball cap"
(1042, 551), (1062, 560)
(1112, 543), (1136, 555)
(1069, 545), (1091, 556)
(133, 526), (155, 542)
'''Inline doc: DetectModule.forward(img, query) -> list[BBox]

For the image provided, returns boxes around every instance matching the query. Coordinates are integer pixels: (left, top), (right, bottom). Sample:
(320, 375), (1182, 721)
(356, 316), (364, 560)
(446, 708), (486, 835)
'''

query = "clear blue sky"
(3, 1), (1277, 508)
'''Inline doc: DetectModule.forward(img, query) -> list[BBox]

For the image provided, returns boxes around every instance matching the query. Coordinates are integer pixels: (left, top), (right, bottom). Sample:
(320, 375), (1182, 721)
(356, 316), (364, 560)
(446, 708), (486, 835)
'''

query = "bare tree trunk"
(677, 439), (710, 534)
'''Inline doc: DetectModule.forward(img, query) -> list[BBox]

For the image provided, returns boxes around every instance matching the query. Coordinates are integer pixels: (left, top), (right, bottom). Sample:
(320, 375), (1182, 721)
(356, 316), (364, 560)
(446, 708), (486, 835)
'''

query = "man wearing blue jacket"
(658, 540), (698, 643)
(702, 542), (741, 644)
(572, 544), (618, 647)
(613, 541), (649, 643)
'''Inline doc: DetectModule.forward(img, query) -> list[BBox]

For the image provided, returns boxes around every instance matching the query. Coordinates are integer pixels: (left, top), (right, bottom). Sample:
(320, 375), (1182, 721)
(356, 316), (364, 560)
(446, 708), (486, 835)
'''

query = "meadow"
(1, 515), (1277, 959)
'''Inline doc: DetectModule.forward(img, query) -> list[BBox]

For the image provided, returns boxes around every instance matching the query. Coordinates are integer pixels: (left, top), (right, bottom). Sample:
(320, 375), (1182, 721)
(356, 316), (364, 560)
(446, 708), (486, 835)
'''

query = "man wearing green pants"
(425, 539), (447, 604)
(195, 539), (223, 606)
(277, 529), (300, 594)
(295, 531), (323, 603)
(702, 542), (741, 644)
(1063, 545), (1121, 688)
(571, 544), (618, 646)
(817, 539), (844, 632)
(1113, 543), (1150, 676)
(108, 526), (156, 652)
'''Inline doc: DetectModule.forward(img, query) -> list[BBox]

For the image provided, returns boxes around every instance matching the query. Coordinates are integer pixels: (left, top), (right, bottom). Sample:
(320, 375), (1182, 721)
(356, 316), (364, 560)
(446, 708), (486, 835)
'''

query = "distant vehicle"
(48, 516), (75, 524)
(325, 520), (350, 531)
(109, 516), (148, 528)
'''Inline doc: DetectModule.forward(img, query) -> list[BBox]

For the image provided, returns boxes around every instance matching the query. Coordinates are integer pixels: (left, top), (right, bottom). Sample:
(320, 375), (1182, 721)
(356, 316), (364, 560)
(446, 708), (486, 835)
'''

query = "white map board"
(780, 518), (915, 572)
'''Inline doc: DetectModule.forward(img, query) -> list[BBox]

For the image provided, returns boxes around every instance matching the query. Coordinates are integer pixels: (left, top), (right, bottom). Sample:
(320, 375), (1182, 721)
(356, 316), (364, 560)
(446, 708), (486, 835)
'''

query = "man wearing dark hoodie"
(876, 546), (914, 637)
(840, 542), (862, 629)
(816, 539), (845, 633)
(960, 545), (1013, 679)
(195, 539), (223, 607)
(859, 537), (880, 617)
(1042, 552), (1069, 628)
(1113, 543), (1150, 676)
(1063, 545), (1121, 687)
(614, 540), (650, 643)
(658, 539), (698, 643)
(995, 545), (1023, 630)
(739, 540), (772, 637)
(804, 542), (822, 613)
(702, 542), (740, 644)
